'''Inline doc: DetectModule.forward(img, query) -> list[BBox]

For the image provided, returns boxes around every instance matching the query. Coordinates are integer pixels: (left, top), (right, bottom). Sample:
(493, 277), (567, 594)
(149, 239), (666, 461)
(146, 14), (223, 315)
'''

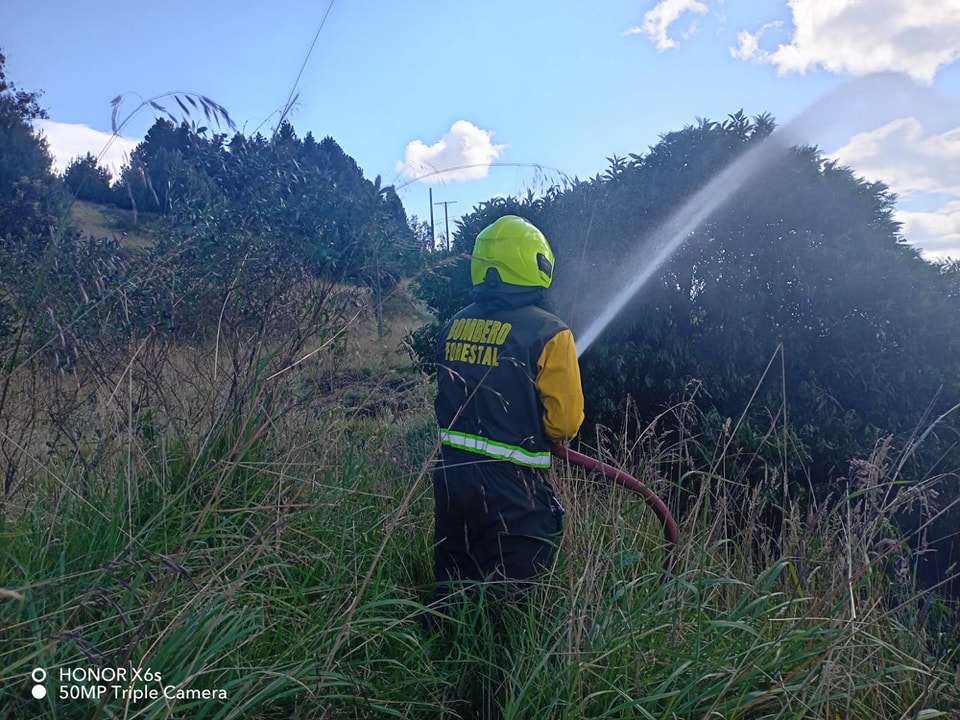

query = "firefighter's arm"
(536, 328), (585, 441)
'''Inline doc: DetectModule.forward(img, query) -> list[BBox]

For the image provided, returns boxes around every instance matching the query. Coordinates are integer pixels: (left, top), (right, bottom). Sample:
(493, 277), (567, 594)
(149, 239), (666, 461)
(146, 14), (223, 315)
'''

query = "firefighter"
(431, 214), (584, 607)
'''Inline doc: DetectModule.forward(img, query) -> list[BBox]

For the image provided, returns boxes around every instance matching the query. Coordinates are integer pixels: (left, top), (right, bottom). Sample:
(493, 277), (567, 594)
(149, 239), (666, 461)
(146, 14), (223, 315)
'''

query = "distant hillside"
(68, 199), (160, 248)
(67, 196), (435, 371)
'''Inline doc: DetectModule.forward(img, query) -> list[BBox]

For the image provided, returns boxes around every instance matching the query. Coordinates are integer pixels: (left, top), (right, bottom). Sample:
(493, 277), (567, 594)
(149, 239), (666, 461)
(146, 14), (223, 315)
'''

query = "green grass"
(68, 200), (160, 249)
(1, 334), (958, 719)
(0, 407), (440, 719)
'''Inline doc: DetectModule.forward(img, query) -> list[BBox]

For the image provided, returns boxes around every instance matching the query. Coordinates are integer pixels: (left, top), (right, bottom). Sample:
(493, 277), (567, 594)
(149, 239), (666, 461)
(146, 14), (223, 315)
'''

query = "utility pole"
(434, 200), (457, 252)
(428, 188), (435, 250)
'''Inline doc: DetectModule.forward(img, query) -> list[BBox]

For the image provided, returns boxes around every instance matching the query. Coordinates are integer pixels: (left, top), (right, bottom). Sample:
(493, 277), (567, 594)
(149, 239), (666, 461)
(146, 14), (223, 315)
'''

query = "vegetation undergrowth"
(2, 313), (958, 718)
(1, 54), (958, 718)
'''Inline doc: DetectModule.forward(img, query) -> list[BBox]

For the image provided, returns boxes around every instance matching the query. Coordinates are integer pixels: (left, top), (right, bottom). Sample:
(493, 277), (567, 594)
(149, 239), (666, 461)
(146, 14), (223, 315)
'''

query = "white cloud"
(733, 0), (960, 84)
(730, 21), (782, 62)
(897, 204), (960, 261)
(831, 118), (960, 258)
(396, 120), (506, 185)
(34, 120), (140, 181)
(625, 0), (708, 50)
(831, 118), (960, 197)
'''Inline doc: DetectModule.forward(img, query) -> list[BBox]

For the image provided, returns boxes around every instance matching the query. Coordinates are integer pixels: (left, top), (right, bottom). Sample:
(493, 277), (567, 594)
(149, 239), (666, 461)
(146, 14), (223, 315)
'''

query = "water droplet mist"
(567, 73), (954, 357)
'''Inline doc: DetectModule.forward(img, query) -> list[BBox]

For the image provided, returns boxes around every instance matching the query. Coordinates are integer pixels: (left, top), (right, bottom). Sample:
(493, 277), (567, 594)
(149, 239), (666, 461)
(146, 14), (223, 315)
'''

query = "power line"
(273, 0), (337, 137)
(395, 161), (570, 191)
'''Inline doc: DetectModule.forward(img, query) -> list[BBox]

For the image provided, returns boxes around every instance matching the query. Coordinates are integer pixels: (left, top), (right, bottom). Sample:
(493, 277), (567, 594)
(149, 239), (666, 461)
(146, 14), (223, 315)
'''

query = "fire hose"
(551, 444), (679, 578)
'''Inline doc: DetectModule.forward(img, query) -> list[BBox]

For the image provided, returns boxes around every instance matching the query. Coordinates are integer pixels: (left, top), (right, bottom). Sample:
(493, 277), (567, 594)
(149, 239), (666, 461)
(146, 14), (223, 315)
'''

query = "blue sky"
(3, 0), (959, 257)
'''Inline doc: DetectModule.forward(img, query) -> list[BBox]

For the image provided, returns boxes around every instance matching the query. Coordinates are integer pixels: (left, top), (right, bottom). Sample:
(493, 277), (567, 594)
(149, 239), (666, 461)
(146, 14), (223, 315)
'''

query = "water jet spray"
(573, 131), (792, 355)
(571, 73), (950, 356)
(427, 75), (948, 582)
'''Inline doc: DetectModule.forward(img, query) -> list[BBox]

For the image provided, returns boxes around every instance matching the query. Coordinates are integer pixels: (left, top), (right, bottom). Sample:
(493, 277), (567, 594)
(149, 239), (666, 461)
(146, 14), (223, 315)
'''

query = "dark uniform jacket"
(435, 288), (584, 467)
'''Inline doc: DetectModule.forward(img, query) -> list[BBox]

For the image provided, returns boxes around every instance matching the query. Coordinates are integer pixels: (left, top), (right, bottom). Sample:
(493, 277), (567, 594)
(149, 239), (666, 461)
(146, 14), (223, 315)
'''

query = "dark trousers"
(431, 447), (563, 604)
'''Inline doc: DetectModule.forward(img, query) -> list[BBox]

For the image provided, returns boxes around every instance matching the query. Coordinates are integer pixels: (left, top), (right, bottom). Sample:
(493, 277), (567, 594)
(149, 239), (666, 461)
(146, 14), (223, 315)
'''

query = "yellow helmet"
(470, 215), (555, 289)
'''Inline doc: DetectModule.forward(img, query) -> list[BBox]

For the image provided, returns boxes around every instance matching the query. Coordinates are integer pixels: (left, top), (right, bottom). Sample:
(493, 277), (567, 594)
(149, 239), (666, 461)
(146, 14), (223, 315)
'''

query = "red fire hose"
(551, 444), (679, 578)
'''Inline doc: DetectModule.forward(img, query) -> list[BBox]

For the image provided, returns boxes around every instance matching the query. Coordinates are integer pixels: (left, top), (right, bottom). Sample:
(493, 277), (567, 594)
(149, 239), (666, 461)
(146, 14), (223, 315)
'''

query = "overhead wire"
(268, 0), (337, 138)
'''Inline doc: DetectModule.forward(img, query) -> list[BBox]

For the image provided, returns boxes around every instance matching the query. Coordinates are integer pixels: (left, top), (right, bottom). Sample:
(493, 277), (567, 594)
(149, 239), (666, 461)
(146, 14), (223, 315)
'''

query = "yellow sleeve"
(536, 328), (585, 441)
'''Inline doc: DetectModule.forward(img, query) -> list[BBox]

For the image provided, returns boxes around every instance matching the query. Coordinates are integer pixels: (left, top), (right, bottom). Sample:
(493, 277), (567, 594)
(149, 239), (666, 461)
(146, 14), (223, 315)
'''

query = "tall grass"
(1, 298), (958, 719)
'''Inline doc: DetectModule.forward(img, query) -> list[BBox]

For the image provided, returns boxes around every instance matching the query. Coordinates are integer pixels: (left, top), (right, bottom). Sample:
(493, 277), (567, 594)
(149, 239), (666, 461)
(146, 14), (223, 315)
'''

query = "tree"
(62, 153), (114, 204)
(408, 216), (436, 254)
(0, 49), (70, 336)
(114, 118), (221, 218)
(120, 121), (423, 340)
(0, 50), (131, 454)
(354, 175), (422, 338)
(0, 49), (66, 242)
(0, 49), (50, 183)
(414, 112), (960, 485)
(411, 112), (960, 598)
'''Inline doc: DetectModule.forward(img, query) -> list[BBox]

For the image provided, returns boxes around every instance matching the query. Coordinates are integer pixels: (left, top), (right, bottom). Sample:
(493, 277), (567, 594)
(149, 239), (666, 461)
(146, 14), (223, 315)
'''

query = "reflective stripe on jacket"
(435, 299), (584, 469)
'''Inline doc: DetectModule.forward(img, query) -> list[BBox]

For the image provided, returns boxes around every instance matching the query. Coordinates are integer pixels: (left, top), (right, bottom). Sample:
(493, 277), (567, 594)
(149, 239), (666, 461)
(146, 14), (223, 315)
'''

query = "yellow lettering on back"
(482, 345), (494, 366)
(479, 321), (493, 343)
(445, 324), (507, 367)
